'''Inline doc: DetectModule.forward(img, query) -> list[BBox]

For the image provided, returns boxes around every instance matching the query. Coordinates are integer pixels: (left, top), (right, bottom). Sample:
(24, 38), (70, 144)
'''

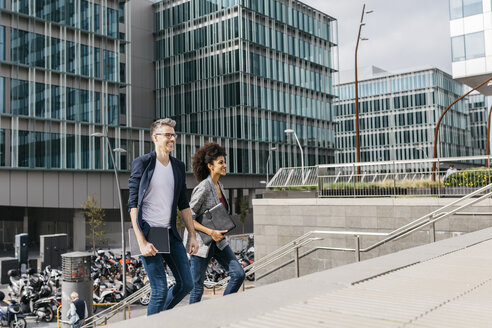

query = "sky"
(303, 0), (452, 76)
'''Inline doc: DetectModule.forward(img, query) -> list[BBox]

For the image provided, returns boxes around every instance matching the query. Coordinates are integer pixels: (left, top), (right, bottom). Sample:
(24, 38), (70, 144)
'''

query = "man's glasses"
(154, 133), (178, 139)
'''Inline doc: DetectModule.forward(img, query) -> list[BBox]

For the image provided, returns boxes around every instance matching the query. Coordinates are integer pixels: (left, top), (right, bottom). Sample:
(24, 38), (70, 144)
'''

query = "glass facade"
(466, 94), (489, 153)
(451, 32), (485, 62)
(9, 27), (116, 80)
(0, 25), (4, 60)
(335, 69), (473, 163)
(8, 0), (120, 37)
(154, 0), (337, 174)
(450, 0), (483, 19)
(0, 77), (4, 113)
(0, 1), (140, 172)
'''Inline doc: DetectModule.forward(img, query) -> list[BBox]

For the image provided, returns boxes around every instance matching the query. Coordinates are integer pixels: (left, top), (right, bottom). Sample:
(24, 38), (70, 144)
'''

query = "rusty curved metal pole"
(432, 76), (492, 180)
(354, 4), (366, 179)
(487, 104), (492, 167)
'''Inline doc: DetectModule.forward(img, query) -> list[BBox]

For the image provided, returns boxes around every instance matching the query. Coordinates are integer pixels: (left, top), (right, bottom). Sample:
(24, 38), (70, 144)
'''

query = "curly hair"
(192, 142), (227, 182)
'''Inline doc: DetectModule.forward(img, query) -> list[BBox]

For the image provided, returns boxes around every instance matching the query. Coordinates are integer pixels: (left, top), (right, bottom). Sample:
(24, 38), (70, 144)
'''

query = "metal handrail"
(318, 154), (492, 169)
(81, 284), (151, 328)
(216, 181), (492, 284)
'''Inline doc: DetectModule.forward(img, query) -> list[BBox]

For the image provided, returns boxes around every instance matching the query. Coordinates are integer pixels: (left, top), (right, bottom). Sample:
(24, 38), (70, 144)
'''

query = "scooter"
(92, 278), (123, 313)
(18, 285), (56, 322)
(0, 292), (27, 328)
(7, 271), (28, 299)
(204, 258), (227, 289)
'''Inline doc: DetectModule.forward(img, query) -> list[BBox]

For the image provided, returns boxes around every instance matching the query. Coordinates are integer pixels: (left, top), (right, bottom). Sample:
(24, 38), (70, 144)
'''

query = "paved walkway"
(227, 239), (492, 327)
(112, 227), (492, 328)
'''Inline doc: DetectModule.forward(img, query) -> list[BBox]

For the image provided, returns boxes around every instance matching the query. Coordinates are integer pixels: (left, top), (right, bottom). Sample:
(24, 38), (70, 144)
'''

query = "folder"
(129, 227), (170, 256)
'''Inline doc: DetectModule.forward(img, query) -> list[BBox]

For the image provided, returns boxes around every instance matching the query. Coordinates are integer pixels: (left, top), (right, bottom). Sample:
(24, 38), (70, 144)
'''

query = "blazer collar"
(146, 151), (157, 183)
(206, 176), (229, 208)
(170, 156), (179, 199)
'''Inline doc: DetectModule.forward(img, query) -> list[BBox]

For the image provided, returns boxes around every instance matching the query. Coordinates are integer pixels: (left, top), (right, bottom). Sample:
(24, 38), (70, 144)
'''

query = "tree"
(82, 197), (107, 253)
(238, 196), (249, 233)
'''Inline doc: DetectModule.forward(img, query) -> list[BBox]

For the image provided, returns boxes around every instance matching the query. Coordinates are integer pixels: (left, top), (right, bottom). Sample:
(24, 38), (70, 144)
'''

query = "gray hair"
(70, 291), (79, 299)
(151, 118), (176, 135)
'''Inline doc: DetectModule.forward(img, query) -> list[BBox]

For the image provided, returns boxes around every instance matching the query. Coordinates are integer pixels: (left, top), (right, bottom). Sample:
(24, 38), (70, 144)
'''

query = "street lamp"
(266, 146), (277, 185)
(91, 128), (127, 297)
(284, 129), (304, 182)
(354, 4), (372, 178)
(432, 76), (492, 180)
(486, 104), (492, 167)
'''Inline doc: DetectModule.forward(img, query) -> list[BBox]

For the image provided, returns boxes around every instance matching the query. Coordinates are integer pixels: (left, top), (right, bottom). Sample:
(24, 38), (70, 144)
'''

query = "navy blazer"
(127, 151), (190, 241)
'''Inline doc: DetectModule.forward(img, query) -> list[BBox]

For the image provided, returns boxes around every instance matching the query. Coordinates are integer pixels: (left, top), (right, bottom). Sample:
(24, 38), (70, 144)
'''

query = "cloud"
(303, 0), (452, 74)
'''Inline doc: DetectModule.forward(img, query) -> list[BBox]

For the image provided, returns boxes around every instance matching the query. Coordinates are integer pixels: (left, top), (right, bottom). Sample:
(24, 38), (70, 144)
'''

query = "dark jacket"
(127, 151), (190, 241)
(73, 298), (86, 321)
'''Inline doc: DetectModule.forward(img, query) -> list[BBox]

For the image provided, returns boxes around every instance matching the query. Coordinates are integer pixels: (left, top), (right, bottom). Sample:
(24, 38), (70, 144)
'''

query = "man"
(128, 118), (199, 316)
(67, 292), (88, 328)
(445, 164), (457, 178)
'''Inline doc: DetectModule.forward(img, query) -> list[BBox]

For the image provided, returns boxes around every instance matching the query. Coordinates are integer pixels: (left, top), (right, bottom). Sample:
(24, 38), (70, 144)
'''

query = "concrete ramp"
(112, 227), (492, 328)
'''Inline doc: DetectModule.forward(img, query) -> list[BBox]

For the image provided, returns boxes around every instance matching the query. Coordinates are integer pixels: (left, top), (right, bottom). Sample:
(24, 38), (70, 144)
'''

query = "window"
(18, 131), (29, 167)
(51, 85), (61, 119)
(119, 3), (125, 24)
(453, 33), (483, 62)
(451, 35), (465, 62)
(450, 0), (463, 18)
(0, 77), (3, 113)
(51, 133), (61, 168)
(0, 129), (4, 166)
(0, 26), (4, 60)
(465, 31), (485, 59)
(81, 0), (89, 30)
(463, 0), (482, 16)
(66, 135), (75, 169)
(450, 0), (483, 18)
(35, 83), (46, 118)
(107, 8), (118, 38)
(11, 79), (29, 116)
(104, 50), (116, 81)
(35, 132), (47, 168)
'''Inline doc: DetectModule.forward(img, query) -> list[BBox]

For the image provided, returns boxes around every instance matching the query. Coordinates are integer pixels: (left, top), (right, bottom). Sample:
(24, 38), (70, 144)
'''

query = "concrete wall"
(253, 197), (492, 285)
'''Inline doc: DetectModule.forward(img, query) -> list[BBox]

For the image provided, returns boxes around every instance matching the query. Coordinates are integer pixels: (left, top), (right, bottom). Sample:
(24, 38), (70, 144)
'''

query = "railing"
(215, 181), (492, 284)
(81, 284), (151, 328)
(267, 166), (318, 188)
(267, 155), (492, 198)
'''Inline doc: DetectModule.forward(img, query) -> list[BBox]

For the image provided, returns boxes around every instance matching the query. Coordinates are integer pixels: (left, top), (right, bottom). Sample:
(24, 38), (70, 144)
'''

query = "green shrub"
(443, 168), (492, 187)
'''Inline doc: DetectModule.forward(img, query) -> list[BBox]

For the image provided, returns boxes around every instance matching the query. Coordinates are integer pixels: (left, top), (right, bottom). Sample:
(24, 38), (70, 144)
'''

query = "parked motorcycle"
(204, 258), (227, 289)
(92, 278), (123, 313)
(0, 292), (26, 328)
(18, 285), (57, 322)
(7, 271), (28, 300)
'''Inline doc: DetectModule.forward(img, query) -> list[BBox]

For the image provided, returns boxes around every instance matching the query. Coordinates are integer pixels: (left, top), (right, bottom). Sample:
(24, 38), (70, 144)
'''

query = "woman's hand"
(210, 230), (228, 242)
(139, 241), (158, 257)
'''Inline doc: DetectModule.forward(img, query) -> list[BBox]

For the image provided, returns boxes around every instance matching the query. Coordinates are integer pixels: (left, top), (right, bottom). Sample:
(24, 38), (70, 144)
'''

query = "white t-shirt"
(141, 159), (175, 228)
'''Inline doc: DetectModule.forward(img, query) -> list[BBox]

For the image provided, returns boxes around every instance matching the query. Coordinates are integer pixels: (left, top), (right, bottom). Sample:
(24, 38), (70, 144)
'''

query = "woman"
(186, 142), (245, 303)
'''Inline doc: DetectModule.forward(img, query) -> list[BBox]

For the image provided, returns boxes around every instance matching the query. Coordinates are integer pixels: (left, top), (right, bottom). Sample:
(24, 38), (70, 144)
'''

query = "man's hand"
(188, 237), (199, 255)
(140, 241), (158, 257)
(210, 230), (227, 242)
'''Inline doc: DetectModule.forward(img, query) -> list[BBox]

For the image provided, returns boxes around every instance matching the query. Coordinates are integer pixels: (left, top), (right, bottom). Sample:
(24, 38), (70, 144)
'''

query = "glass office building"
(466, 93), (490, 154)
(0, 0), (157, 249)
(334, 68), (473, 164)
(153, 0), (337, 174)
(449, 0), (492, 95)
(0, 0), (144, 172)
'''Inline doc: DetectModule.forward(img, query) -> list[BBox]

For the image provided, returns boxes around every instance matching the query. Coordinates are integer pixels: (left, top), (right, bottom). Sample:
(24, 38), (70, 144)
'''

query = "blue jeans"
(141, 233), (193, 316)
(189, 243), (245, 304)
